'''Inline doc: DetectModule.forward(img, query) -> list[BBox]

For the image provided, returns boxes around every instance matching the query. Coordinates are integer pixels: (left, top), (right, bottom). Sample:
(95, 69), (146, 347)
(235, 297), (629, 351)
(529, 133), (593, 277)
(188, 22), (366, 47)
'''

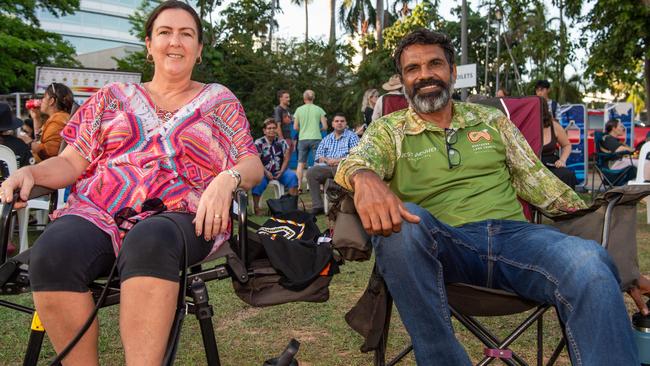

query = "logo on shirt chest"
(467, 129), (496, 153)
(401, 146), (438, 162)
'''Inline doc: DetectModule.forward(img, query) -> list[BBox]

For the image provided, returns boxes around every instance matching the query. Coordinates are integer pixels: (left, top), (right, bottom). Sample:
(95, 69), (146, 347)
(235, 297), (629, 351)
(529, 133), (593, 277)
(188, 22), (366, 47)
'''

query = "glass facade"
(36, 0), (145, 54)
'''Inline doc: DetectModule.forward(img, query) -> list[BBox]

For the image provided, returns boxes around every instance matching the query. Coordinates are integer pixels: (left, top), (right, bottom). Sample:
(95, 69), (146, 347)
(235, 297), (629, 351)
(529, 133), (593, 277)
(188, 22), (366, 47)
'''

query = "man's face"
(280, 93), (290, 106)
(263, 123), (278, 139)
(536, 87), (549, 98)
(332, 116), (347, 132)
(400, 44), (456, 114)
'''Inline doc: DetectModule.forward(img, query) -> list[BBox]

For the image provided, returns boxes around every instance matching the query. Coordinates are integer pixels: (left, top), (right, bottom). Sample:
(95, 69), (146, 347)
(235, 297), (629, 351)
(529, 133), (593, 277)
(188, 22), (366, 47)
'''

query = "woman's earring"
(196, 56), (202, 65)
(146, 53), (154, 63)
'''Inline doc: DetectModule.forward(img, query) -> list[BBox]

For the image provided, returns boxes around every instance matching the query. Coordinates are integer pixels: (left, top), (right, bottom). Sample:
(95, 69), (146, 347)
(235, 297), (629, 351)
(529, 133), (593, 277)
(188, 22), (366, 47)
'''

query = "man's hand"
(628, 274), (650, 315)
(272, 170), (283, 180)
(352, 170), (420, 236)
(554, 159), (566, 168)
(264, 170), (273, 180)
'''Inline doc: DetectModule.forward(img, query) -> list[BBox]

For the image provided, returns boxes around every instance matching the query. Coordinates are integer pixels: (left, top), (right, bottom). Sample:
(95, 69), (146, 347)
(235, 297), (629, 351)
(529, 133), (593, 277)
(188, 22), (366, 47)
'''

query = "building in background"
(36, 0), (145, 69)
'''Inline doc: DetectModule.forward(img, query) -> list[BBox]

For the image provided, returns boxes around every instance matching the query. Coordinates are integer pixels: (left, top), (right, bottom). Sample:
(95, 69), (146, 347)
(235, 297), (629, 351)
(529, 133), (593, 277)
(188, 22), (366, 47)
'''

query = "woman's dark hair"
(394, 29), (455, 75)
(44, 83), (74, 114)
(605, 119), (620, 134)
(145, 1), (203, 44)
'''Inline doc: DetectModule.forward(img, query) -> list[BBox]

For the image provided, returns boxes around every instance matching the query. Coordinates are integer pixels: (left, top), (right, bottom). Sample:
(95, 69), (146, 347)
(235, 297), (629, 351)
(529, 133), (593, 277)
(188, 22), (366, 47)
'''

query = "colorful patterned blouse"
(53, 82), (257, 255)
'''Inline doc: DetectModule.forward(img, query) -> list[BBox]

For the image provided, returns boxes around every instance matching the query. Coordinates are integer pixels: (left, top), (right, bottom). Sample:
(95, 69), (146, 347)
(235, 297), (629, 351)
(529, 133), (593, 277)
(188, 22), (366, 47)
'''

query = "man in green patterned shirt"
(334, 29), (638, 365)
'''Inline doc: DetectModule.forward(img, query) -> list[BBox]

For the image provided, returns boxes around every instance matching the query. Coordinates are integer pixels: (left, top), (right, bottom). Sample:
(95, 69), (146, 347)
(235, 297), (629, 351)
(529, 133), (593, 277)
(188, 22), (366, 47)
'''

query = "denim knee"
(556, 237), (620, 289)
(373, 203), (438, 260)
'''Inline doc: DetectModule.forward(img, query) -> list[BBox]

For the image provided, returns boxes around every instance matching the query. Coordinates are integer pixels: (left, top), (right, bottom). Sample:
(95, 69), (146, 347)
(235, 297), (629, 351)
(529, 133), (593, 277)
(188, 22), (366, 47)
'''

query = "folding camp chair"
(363, 96), (574, 365)
(590, 131), (637, 200)
(0, 188), (300, 366)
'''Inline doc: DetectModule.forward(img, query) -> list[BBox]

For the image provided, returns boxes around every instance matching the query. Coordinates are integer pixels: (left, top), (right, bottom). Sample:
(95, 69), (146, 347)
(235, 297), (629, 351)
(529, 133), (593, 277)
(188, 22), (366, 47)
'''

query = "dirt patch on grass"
(217, 306), (262, 330)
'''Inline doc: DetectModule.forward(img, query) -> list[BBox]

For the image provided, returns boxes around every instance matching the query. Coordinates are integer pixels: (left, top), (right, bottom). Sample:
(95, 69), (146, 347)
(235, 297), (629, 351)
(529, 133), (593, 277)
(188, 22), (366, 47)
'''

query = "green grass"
(0, 192), (647, 365)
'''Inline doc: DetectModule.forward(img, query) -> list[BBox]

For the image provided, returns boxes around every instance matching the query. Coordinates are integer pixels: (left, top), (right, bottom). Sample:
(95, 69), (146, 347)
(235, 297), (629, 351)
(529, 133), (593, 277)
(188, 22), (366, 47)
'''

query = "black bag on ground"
(232, 211), (339, 307)
(267, 194), (298, 216)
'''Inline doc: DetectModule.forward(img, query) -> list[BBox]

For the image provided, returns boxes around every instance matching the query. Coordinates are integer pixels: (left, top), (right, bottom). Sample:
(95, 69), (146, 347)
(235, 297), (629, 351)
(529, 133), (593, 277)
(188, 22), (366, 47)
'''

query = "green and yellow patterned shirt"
(334, 102), (587, 224)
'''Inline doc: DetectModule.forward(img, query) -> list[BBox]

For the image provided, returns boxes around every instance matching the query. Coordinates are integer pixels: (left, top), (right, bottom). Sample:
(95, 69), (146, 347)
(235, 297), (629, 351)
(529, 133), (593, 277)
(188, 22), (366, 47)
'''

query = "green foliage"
(0, 0), (79, 26)
(382, 1), (442, 52)
(0, 0), (80, 93)
(584, 0), (649, 91)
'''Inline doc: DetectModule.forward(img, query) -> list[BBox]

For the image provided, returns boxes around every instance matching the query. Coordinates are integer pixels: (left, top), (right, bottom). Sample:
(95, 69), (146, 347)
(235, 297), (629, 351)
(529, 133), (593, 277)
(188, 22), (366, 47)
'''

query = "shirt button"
(170, 179), (175, 184)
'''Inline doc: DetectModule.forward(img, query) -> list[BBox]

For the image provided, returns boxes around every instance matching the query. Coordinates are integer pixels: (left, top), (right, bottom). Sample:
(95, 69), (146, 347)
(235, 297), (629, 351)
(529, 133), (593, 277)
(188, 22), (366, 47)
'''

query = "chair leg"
(189, 277), (220, 366)
(23, 312), (52, 366)
(374, 294), (393, 366)
(537, 314), (543, 366)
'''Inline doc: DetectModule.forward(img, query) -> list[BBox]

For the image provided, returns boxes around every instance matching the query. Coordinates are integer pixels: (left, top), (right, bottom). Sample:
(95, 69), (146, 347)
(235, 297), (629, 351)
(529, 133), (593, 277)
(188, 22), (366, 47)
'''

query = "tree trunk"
(375, 0), (384, 48)
(645, 46), (650, 123)
(305, 1), (309, 47)
(329, 0), (336, 46)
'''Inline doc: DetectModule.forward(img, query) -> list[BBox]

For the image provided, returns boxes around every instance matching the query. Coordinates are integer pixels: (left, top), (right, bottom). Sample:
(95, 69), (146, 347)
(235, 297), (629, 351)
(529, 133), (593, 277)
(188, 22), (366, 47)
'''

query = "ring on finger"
(214, 213), (222, 220)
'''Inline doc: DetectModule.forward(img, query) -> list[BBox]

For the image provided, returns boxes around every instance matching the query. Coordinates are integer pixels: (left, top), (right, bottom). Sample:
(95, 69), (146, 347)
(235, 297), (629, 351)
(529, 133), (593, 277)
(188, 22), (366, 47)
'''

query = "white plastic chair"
(253, 179), (285, 209)
(0, 145), (65, 252)
(627, 142), (650, 223)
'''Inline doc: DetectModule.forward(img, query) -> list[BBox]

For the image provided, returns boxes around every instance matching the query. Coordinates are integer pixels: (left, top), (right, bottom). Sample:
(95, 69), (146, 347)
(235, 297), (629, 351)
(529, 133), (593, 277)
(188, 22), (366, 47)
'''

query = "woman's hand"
(194, 172), (237, 241)
(554, 159), (566, 168)
(0, 167), (35, 209)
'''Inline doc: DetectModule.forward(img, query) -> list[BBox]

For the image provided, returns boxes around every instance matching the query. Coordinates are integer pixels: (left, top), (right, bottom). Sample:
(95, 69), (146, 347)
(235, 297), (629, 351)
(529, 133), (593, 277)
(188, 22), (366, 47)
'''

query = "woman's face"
(369, 93), (378, 107)
(40, 92), (55, 114)
(614, 122), (626, 136)
(145, 8), (203, 80)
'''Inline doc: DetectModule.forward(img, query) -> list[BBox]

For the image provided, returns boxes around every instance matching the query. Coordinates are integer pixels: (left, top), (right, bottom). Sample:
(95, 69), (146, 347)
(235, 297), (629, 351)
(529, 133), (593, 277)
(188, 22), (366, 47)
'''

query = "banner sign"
(559, 104), (588, 188)
(35, 66), (141, 98)
(455, 64), (477, 89)
(604, 102), (634, 146)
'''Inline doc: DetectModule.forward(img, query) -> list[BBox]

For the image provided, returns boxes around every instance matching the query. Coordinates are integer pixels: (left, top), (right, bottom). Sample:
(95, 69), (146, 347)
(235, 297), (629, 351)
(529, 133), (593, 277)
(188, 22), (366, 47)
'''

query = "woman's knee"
(117, 216), (184, 282)
(30, 217), (114, 292)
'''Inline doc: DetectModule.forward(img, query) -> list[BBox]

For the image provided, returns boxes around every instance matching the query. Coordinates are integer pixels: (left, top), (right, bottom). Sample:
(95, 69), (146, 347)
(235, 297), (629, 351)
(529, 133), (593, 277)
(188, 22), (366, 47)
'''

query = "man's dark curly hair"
(393, 29), (455, 75)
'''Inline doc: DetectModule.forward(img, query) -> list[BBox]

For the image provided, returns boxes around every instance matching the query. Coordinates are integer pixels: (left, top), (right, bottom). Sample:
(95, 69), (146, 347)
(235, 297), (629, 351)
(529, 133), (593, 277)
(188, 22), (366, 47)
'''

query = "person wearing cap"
(371, 74), (409, 122)
(0, 103), (33, 168)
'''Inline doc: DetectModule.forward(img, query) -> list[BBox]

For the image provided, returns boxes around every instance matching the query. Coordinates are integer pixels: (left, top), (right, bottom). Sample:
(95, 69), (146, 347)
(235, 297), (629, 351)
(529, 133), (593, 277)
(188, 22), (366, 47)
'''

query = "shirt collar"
(403, 101), (482, 135)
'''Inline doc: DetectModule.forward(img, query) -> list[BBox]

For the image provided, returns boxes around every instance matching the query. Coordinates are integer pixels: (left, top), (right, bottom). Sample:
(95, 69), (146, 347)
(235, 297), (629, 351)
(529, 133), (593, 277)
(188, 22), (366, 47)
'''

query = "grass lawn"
(0, 191), (647, 365)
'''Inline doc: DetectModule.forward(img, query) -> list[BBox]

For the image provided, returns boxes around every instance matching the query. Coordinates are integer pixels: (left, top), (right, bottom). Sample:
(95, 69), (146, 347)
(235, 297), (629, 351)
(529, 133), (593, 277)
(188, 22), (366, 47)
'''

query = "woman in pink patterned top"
(0, 1), (263, 364)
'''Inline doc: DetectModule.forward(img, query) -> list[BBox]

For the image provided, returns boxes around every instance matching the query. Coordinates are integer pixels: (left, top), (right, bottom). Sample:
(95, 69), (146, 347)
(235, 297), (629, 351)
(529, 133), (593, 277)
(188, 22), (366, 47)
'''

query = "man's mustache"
(414, 78), (448, 93)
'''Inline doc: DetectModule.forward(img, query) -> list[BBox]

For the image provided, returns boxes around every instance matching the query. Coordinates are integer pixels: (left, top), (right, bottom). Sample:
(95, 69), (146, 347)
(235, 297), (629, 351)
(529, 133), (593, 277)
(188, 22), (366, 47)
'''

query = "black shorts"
(29, 213), (213, 292)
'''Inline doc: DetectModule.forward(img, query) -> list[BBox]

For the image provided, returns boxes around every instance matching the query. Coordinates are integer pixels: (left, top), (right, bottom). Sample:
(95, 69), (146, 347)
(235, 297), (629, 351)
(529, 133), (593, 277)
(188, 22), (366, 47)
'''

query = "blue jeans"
(251, 170), (298, 196)
(373, 203), (638, 366)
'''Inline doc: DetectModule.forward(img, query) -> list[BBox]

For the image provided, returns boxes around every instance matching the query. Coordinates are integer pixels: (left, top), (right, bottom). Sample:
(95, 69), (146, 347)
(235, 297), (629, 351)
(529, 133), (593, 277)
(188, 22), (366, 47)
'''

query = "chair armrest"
(0, 185), (58, 263)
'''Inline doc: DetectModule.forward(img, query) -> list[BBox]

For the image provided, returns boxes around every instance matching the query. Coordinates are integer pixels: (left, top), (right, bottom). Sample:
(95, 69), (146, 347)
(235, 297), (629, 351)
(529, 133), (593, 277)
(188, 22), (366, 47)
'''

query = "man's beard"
(403, 76), (454, 114)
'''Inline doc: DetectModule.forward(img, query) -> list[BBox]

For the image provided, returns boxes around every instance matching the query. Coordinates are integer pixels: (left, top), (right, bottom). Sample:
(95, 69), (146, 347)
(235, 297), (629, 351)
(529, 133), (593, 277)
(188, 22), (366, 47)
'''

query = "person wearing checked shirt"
(306, 113), (359, 215)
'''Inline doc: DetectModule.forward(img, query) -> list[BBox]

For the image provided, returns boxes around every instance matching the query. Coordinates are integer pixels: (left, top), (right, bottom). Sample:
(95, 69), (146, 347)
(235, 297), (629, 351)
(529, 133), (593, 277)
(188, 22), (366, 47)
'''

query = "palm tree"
(375, 0), (384, 48)
(339, 0), (376, 56)
(329, 0), (337, 46)
(291, 0), (312, 46)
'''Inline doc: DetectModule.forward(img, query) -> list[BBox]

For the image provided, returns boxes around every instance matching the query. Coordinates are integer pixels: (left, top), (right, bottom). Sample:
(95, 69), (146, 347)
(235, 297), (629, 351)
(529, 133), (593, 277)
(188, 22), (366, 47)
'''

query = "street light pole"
(461, 0), (468, 100)
(494, 9), (502, 96)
